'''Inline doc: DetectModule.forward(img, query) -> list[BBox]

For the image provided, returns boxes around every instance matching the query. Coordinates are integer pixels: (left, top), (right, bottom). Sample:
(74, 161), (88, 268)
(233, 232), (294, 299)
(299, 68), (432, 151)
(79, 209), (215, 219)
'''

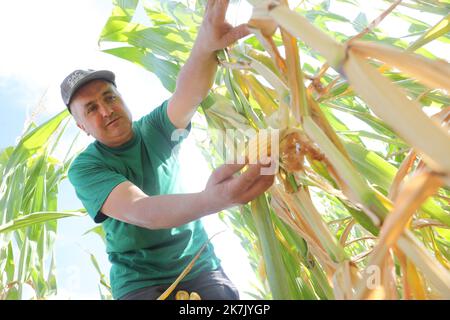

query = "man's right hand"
(203, 163), (276, 212)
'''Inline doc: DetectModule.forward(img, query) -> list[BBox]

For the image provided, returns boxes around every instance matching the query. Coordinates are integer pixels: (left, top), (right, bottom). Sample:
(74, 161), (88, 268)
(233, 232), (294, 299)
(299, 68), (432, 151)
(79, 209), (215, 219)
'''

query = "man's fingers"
(238, 174), (275, 204)
(209, 0), (230, 22)
(230, 163), (265, 191)
(220, 23), (251, 47)
(205, 0), (212, 12)
(209, 163), (245, 185)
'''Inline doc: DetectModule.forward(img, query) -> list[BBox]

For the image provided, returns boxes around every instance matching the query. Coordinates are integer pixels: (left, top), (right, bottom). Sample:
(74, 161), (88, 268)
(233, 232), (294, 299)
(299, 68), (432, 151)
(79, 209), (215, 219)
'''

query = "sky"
(0, 0), (258, 299)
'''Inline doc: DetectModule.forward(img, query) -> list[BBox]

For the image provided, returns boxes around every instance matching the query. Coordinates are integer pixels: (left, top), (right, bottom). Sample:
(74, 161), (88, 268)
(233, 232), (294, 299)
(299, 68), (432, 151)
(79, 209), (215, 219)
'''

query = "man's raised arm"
(167, 0), (250, 129)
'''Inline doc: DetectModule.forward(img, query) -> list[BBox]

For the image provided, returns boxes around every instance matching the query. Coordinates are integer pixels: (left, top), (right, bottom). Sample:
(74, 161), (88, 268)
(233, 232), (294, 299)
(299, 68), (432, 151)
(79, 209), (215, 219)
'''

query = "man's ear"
(76, 122), (89, 136)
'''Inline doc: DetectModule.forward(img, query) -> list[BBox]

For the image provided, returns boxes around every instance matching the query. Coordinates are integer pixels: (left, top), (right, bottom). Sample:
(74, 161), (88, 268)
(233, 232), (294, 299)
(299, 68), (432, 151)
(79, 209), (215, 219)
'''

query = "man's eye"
(87, 105), (97, 113)
(105, 95), (117, 103)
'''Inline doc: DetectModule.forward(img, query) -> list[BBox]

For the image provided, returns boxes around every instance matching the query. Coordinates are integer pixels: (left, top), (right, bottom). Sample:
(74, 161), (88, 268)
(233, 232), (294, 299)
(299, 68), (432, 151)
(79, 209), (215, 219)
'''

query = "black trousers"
(119, 267), (240, 300)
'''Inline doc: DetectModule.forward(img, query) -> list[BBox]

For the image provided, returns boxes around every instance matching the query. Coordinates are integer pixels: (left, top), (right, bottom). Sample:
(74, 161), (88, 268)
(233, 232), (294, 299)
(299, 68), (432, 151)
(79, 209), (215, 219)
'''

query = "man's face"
(70, 80), (133, 148)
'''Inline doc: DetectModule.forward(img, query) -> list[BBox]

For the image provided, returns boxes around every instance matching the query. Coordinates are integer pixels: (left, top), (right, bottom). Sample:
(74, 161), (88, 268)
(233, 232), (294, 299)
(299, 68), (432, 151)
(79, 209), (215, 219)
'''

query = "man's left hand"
(194, 0), (251, 56)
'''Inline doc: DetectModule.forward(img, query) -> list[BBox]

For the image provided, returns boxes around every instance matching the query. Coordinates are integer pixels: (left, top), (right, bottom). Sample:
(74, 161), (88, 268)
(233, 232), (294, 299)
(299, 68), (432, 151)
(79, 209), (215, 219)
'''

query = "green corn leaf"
(99, 0), (139, 42)
(407, 14), (450, 52)
(102, 47), (179, 92)
(0, 211), (86, 234)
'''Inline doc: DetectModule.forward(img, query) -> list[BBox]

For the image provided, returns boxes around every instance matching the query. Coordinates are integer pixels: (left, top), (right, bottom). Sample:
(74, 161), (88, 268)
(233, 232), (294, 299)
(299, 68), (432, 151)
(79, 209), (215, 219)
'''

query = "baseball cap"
(60, 69), (116, 110)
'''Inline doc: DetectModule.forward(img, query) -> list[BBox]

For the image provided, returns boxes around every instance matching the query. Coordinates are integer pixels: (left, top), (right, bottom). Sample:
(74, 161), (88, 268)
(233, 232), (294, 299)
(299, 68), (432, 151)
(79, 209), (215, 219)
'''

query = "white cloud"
(0, 1), (109, 82)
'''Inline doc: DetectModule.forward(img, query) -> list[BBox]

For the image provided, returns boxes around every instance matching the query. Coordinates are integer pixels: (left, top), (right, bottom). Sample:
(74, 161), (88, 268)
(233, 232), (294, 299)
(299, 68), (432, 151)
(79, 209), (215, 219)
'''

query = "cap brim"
(66, 70), (116, 106)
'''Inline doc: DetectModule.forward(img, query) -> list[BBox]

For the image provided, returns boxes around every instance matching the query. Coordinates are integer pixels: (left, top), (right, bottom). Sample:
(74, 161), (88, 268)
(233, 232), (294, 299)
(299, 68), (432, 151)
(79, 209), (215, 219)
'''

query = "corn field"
(0, 109), (112, 299)
(0, 109), (89, 299)
(2, 0), (449, 300)
(97, 0), (450, 300)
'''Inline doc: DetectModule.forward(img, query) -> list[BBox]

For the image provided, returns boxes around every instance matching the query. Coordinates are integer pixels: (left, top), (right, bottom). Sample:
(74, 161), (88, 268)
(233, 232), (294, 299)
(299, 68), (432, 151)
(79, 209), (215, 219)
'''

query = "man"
(62, 1), (274, 300)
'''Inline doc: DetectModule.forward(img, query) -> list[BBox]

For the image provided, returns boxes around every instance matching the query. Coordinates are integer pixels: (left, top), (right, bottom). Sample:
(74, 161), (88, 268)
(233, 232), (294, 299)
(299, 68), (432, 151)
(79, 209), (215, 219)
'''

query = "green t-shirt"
(68, 100), (220, 299)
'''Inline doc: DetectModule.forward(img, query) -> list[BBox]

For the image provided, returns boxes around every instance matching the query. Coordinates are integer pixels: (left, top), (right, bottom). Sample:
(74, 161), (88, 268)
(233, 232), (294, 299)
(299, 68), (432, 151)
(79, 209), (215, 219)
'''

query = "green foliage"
(0, 110), (86, 299)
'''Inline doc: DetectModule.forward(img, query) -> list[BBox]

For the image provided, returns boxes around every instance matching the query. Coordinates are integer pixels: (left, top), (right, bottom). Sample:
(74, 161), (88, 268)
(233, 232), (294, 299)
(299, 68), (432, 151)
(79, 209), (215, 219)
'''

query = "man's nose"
(99, 102), (114, 117)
